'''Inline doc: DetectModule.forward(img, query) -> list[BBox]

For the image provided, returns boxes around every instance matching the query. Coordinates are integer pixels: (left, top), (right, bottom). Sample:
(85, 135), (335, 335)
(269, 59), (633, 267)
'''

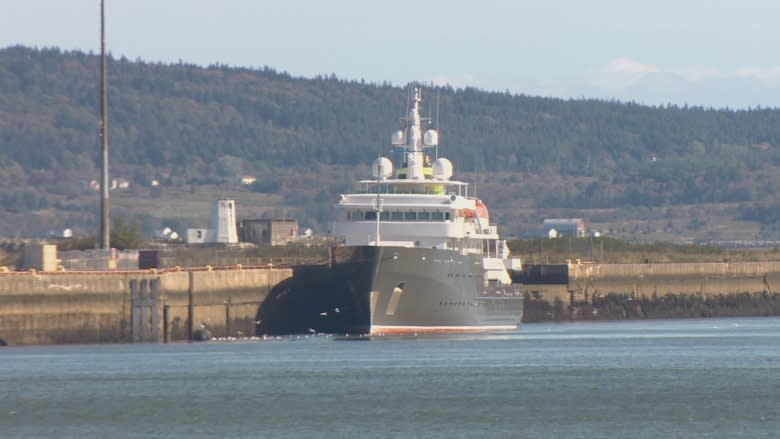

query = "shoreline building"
(543, 218), (586, 238)
(187, 199), (238, 245)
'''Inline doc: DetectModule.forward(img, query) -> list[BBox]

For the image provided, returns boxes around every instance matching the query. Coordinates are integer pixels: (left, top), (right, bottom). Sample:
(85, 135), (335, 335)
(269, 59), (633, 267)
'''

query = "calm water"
(2, 318), (780, 438)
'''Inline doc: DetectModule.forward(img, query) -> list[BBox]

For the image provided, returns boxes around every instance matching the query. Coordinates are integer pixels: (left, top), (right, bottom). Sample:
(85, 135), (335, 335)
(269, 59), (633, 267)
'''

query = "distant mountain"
(590, 71), (780, 110)
(1, 45), (779, 241)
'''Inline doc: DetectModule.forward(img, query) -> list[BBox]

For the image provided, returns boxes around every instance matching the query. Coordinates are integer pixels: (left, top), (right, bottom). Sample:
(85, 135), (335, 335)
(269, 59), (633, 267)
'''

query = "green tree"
(111, 216), (147, 250)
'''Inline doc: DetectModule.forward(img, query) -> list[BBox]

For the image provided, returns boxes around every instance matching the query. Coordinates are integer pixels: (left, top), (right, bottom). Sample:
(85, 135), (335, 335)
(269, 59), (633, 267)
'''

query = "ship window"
(418, 212), (430, 221)
(390, 211), (403, 221)
(431, 212), (443, 221)
(445, 212), (451, 220)
(365, 211), (377, 220)
(404, 211), (417, 221)
(381, 211), (390, 220)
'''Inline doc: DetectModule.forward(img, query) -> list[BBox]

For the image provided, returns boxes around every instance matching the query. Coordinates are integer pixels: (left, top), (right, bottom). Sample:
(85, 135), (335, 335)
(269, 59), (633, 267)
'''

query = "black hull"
(256, 247), (375, 335)
(256, 246), (523, 335)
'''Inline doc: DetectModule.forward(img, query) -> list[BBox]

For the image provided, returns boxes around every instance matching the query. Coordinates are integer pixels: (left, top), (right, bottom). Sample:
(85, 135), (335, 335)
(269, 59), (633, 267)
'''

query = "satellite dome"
(432, 157), (453, 180)
(391, 130), (405, 145)
(423, 129), (439, 146)
(371, 157), (393, 179)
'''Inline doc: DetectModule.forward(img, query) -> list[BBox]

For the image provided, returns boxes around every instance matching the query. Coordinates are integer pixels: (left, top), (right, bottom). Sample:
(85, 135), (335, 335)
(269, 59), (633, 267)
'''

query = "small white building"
(543, 218), (586, 238)
(186, 199), (239, 245)
(111, 178), (130, 190)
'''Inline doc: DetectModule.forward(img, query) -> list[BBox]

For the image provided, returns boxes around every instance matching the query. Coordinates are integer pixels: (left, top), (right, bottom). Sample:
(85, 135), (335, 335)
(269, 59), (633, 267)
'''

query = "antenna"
(404, 86), (412, 120)
(435, 88), (441, 160)
(435, 88), (440, 131)
(473, 167), (477, 199)
(99, 0), (110, 250)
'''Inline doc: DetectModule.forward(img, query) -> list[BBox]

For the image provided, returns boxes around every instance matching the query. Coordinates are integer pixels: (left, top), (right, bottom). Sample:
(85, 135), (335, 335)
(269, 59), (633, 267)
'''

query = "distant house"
(543, 218), (586, 238)
(111, 178), (130, 190)
(240, 176), (257, 185)
(240, 219), (298, 246)
(187, 228), (208, 244)
(90, 178), (129, 191)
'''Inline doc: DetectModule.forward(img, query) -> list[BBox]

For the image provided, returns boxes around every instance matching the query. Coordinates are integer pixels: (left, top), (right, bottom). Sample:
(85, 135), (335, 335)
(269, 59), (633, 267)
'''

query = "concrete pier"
(2, 260), (780, 344)
(0, 266), (291, 346)
(522, 261), (780, 322)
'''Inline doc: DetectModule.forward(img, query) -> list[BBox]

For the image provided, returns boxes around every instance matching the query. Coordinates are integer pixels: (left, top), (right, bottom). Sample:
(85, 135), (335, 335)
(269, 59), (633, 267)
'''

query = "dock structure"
(520, 261), (780, 321)
(0, 265), (291, 346)
(1, 260), (780, 345)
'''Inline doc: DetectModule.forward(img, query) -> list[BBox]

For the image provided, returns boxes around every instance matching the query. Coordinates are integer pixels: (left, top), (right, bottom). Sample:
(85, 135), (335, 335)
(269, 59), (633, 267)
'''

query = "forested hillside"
(1, 46), (779, 241)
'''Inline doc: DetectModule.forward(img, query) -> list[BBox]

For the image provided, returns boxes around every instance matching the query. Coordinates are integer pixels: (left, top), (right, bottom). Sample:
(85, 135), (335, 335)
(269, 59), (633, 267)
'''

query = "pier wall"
(4, 260), (780, 344)
(524, 261), (780, 322)
(159, 268), (290, 341)
(0, 267), (291, 346)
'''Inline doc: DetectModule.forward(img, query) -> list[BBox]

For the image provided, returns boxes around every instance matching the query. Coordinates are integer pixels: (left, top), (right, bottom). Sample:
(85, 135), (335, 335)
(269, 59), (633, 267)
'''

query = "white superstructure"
(329, 88), (519, 282)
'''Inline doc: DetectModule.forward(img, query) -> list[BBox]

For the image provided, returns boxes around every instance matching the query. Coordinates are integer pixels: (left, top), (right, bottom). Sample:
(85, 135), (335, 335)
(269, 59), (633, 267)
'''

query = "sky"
(3, 0), (780, 108)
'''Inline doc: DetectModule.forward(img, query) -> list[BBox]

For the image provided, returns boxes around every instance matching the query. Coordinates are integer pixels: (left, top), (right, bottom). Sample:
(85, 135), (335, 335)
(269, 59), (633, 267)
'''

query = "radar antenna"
(435, 88), (441, 160)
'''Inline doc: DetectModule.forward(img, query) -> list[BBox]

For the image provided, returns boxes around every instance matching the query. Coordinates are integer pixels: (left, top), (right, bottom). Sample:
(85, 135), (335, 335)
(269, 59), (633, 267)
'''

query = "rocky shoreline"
(524, 291), (780, 322)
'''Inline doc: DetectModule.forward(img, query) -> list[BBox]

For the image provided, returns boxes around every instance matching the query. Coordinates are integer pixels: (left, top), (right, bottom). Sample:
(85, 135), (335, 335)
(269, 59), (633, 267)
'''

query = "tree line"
(1, 45), (779, 237)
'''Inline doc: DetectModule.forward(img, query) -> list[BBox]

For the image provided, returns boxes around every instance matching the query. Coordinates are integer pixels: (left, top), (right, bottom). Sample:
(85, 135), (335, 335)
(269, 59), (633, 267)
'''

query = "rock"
(193, 328), (212, 341)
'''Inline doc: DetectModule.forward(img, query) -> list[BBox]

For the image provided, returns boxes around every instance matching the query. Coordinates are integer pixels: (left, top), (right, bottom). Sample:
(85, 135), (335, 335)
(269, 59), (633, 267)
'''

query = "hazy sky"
(3, 0), (780, 108)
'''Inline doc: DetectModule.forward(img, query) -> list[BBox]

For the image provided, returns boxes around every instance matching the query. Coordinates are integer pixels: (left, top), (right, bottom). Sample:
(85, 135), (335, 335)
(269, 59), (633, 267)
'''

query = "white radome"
(391, 130), (405, 145)
(371, 156), (393, 179)
(423, 129), (439, 146)
(432, 157), (453, 180)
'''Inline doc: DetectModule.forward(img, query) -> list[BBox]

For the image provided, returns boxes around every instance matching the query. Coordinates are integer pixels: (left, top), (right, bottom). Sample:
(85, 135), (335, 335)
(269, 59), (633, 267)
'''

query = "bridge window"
(349, 211), (363, 221)
(353, 210), (450, 222)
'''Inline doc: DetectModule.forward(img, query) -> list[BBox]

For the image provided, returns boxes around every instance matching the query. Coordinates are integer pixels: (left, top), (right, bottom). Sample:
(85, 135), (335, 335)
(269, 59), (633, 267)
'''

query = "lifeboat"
(476, 199), (489, 219)
(464, 199), (490, 219)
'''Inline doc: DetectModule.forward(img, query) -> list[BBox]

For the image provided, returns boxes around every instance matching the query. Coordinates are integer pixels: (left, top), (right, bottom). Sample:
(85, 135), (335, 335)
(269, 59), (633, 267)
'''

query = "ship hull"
(256, 246), (523, 335)
(366, 246), (523, 334)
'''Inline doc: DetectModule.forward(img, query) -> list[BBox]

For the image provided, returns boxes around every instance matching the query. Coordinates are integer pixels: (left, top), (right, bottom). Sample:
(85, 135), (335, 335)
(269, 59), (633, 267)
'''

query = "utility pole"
(99, 0), (110, 249)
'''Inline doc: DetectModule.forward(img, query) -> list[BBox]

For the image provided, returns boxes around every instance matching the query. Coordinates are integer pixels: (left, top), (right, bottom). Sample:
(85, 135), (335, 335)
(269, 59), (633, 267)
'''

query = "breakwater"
(2, 260), (780, 345)
(522, 261), (780, 322)
(0, 266), (291, 346)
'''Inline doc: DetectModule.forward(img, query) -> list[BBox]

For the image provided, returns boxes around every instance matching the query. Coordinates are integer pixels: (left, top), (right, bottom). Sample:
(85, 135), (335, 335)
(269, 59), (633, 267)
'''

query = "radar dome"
(423, 129), (439, 146)
(432, 158), (453, 180)
(391, 130), (405, 145)
(371, 157), (393, 179)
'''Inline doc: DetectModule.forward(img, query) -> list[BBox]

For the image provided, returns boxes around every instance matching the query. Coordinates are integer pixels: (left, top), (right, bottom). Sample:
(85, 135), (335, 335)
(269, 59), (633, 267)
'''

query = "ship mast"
(372, 157), (384, 246)
(399, 87), (435, 180)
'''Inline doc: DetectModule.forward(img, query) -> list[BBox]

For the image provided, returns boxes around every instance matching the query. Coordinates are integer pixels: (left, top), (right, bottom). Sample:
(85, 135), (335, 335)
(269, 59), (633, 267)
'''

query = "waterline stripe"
(371, 325), (517, 335)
